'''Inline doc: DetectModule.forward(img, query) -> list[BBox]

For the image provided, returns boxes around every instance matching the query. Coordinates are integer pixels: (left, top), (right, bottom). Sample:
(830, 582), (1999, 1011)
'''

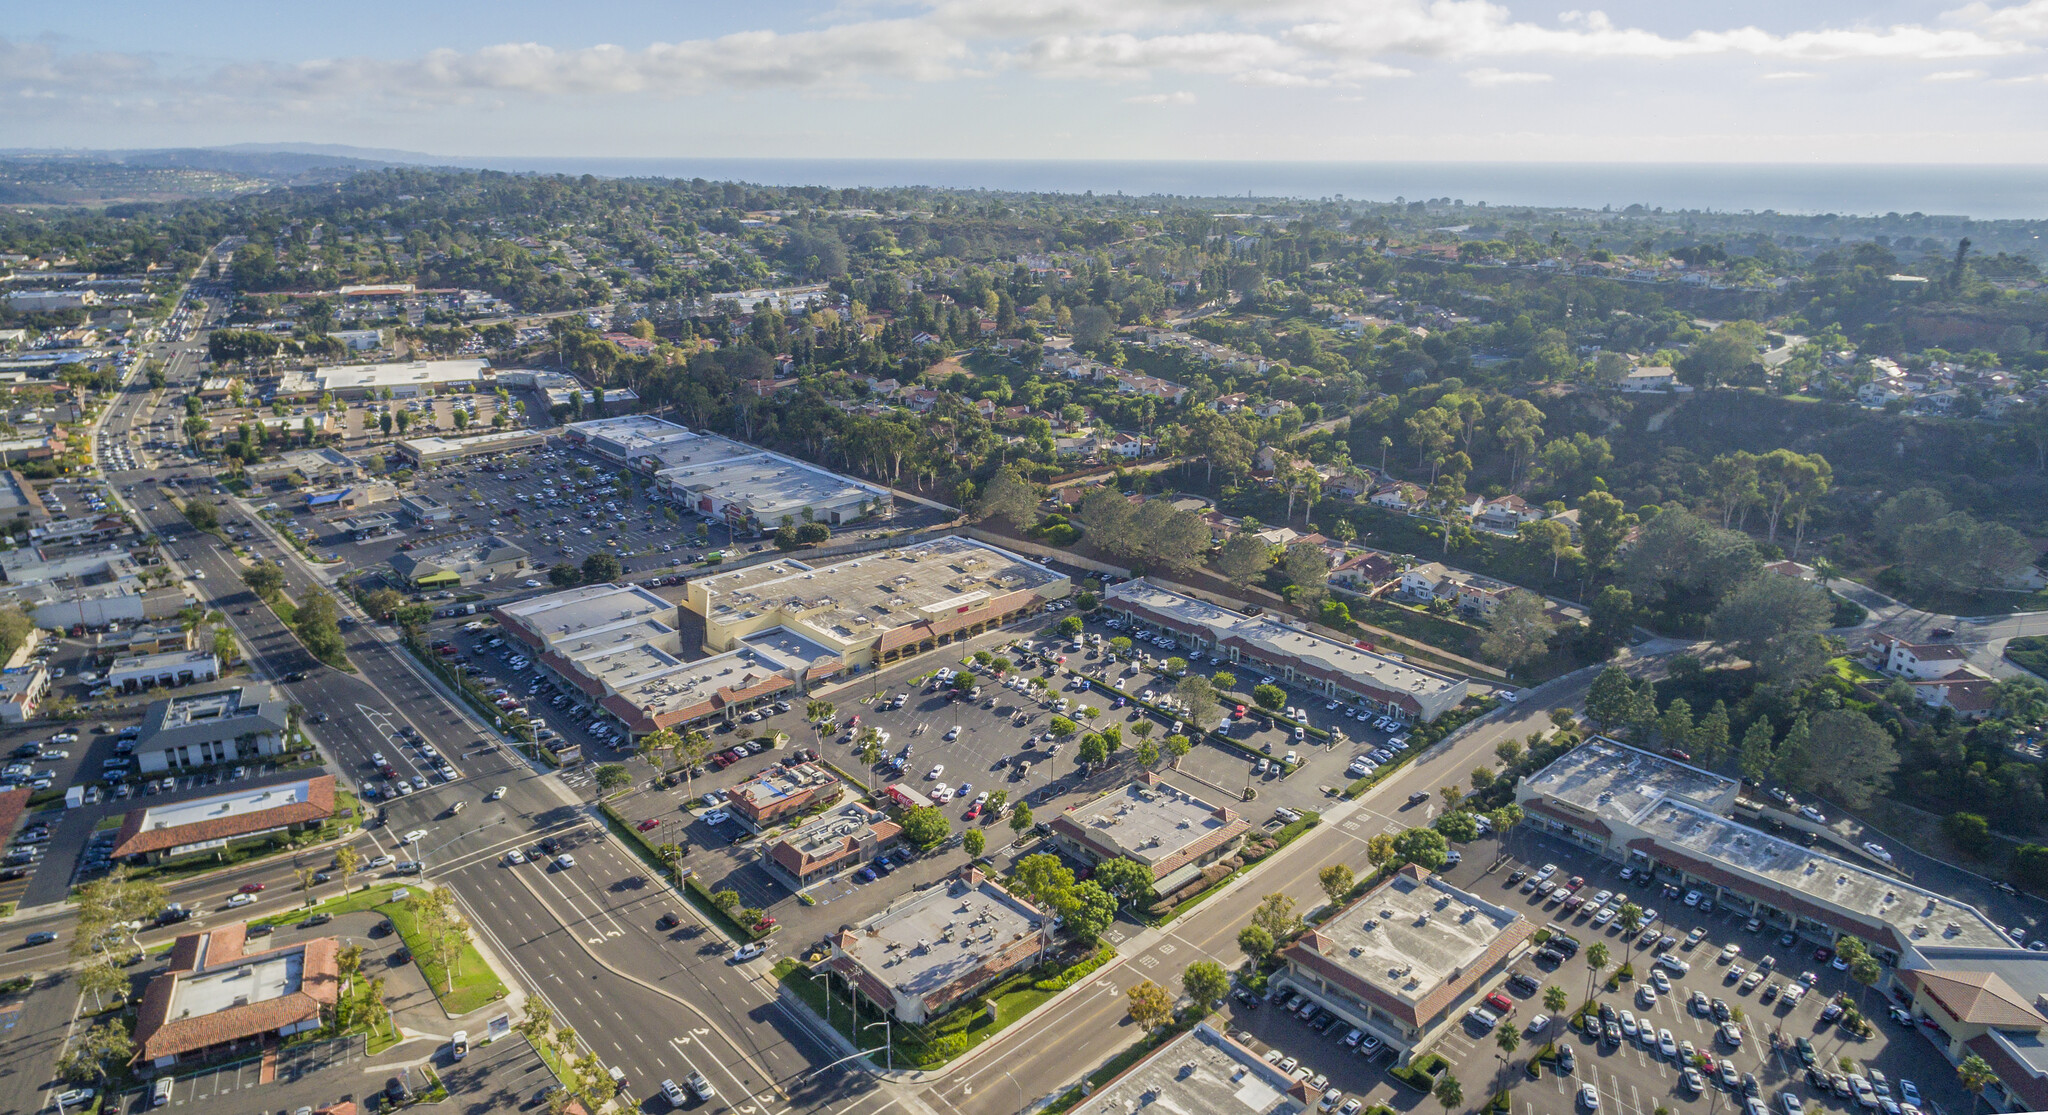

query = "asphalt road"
(908, 664), (1610, 1115)
(3, 278), (897, 1115)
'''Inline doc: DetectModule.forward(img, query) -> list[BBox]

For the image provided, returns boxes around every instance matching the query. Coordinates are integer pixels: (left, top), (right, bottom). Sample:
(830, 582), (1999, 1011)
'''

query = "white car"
(488, 786), (506, 801)
(227, 893), (256, 908)
(555, 853), (576, 868)
(368, 855), (394, 869)
(702, 809), (730, 825)
(926, 764), (945, 780)
(506, 849), (526, 864)
(403, 829), (428, 844)
(733, 942), (766, 962)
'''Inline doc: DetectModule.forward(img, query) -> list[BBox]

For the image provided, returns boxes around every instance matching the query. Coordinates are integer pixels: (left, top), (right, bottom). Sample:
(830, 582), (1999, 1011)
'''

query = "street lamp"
(864, 1019), (893, 1072)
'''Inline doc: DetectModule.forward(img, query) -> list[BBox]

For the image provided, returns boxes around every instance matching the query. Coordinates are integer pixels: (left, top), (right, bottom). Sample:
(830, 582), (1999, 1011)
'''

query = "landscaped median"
(774, 942), (1115, 1069)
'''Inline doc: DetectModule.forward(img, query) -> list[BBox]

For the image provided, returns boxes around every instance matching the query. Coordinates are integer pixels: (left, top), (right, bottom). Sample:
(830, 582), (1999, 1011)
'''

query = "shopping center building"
(1101, 579), (1469, 723)
(685, 535), (1069, 671)
(491, 581), (803, 739)
(1516, 738), (2012, 958)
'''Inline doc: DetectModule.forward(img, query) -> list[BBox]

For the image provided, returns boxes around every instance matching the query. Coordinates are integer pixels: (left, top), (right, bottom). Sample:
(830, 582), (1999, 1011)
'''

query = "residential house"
(1619, 367), (1678, 393)
(1370, 482), (1427, 512)
(1330, 550), (1400, 593)
(1476, 495), (1544, 531)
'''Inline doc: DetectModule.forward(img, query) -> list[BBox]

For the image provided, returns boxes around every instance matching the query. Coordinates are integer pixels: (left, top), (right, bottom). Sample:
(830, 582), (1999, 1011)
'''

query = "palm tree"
(1616, 903), (1645, 975)
(1584, 942), (1610, 1001)
(1958, 1053), (1997, 1115)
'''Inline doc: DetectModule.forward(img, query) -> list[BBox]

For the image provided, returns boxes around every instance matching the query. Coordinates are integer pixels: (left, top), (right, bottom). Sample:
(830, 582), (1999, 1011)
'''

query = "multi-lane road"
(13, 265), (1633, 1115)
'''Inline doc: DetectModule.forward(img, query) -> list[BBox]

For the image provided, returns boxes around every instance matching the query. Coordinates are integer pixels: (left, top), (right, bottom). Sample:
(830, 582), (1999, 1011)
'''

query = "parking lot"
(1223, 827), (1975, 1115)
(298, 437), (945, 597)
(586, 599), (1440, 953)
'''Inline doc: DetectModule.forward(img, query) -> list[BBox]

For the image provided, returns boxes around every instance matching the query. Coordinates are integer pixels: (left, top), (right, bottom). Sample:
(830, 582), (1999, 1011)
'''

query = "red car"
(1814, 946), (1834, 963)
(239, 883), (265, 893)
(751, 915), (777, 933)
(1484, 991), (1515, 1014)
(1234, 705), (1248, 719)
(965, 803), (983, 820)
(1565, 876), (1586, 892)
(637, 818), (661, 832)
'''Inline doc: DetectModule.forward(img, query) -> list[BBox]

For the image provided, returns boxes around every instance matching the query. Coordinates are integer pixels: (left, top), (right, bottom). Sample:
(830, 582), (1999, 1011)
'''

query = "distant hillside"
(0, 144), (429, 205)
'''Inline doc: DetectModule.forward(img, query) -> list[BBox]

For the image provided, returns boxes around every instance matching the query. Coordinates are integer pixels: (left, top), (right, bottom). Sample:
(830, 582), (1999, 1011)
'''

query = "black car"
(1232, 988), (1258, 1009)
(657, 913), (680, 930)
(284, 671), (308, 682)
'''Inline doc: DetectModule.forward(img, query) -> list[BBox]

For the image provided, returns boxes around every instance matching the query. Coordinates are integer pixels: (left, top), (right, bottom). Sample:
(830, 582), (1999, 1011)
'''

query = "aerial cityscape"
(5, 5), (2048, 1115)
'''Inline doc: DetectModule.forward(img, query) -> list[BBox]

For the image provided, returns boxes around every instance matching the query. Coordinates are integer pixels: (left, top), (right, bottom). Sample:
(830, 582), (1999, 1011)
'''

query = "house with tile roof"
(133, 922), (342, 1067)
(112, 776), (337, 864)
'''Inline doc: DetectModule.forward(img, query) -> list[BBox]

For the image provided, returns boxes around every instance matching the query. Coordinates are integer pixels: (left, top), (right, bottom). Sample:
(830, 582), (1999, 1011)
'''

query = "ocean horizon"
(432, 156), (2048, 222)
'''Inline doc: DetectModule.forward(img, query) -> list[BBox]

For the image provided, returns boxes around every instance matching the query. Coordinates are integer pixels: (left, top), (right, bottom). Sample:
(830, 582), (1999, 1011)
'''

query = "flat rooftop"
(741, 626), (842, 669)
(698, 536), (1064, 645)
(112, 649), (215, 671)
(564, 415), (697, 458)
(1107, 579), (1464, 706)
(1085, 1023), (1305, 1115)
(498, 582), (679, 656)
(659, 452), (885, 517)
(1638, 801), (2012, 949)
(174, 949), (303, 1016)
(397, 428), (544, 457)
(0, 470), (36, 513)
(286, 358), (489, 392)
(498, 583), (799, 726)
(732, 761), (837, 812)
(159, 687), (270, 731)
(635, 430), (759, 473)
(604, 642), (795, 721)
(135, 777), (323, 834)
(1300, 870), (1526, 1010)
(1059, 780), (1245, 870)
(838, 873), (1046, 999)
(1520, 737), (1739, 827)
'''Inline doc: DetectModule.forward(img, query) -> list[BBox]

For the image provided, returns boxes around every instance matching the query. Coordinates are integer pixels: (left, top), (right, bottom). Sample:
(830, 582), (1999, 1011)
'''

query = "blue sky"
(7, 1), (2048, 162)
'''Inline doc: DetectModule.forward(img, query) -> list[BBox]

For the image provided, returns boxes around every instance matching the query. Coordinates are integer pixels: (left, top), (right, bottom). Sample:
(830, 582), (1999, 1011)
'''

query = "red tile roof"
(114, 777), (337, 859)
(134, 930), (341, 1063)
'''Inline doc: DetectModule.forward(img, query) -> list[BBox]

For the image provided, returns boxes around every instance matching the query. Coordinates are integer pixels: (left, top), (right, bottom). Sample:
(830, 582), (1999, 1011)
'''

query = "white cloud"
(1124, 89), (1196, 104)
(1465, 67), (1551, 86)
(0, 1), (2035, 135)
(1947, 0), (2048, 37)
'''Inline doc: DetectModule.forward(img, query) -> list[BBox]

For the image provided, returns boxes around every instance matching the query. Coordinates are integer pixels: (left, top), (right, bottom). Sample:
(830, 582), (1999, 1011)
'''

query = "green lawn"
(379, 896), (510, 1016)
(247, 882), (409, 929)
(2007, 636), (2048, 678)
